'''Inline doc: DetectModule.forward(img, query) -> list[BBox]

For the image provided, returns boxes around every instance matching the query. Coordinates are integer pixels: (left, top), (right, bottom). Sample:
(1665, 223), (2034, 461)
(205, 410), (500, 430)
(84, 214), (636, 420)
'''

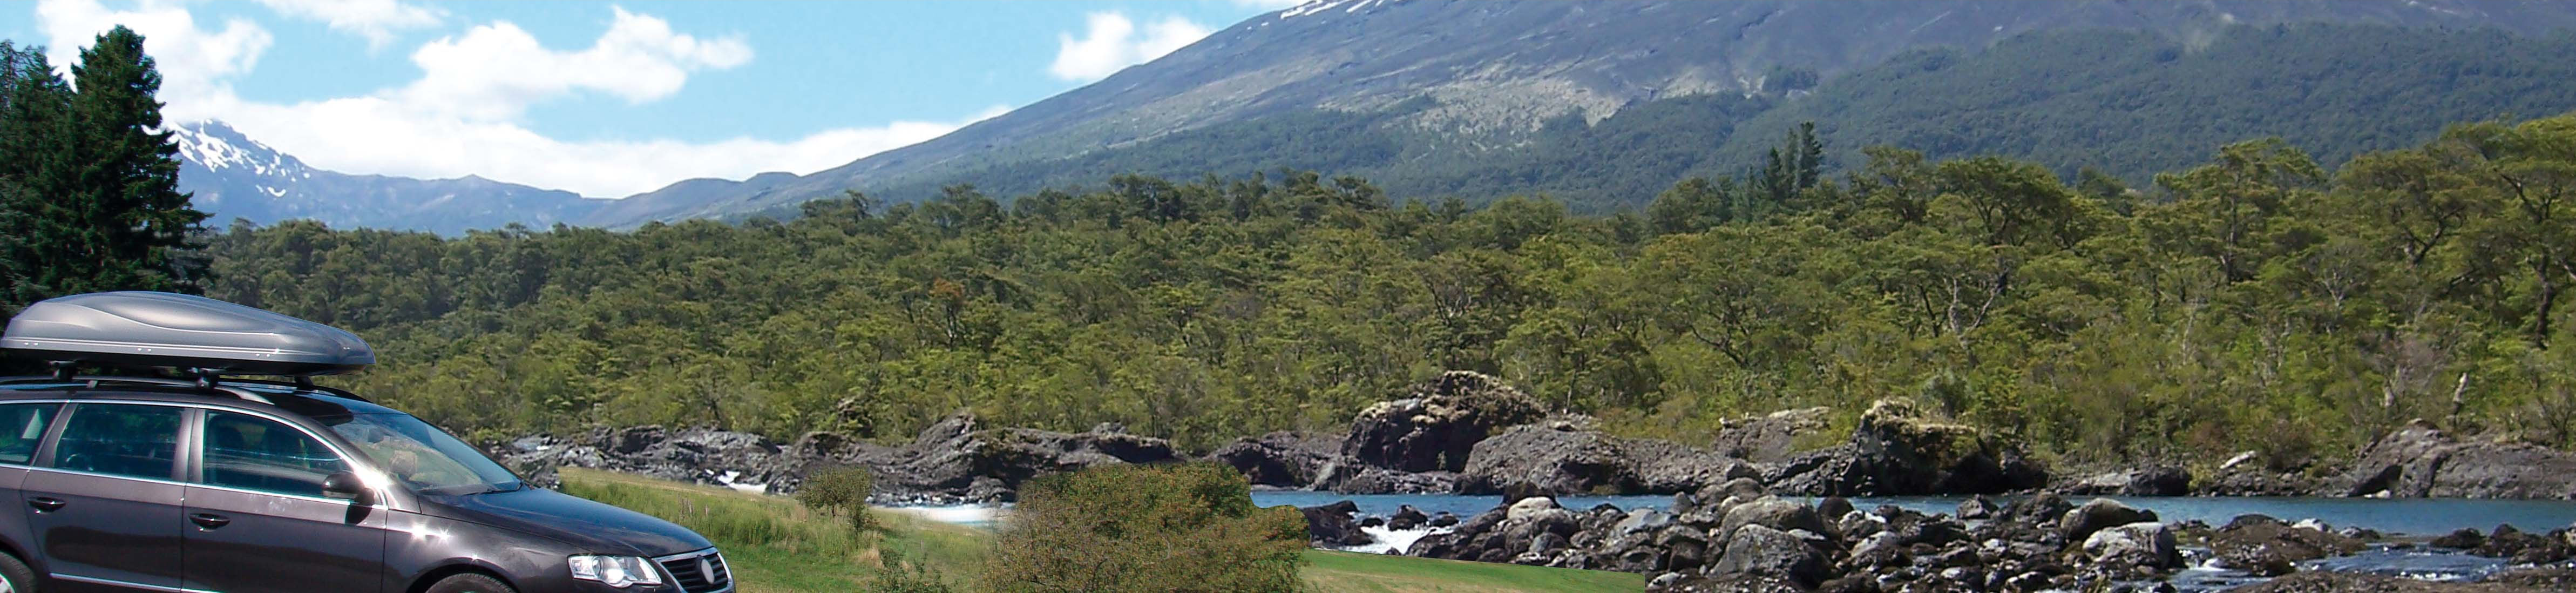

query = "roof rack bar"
(0, 374), (276, 405)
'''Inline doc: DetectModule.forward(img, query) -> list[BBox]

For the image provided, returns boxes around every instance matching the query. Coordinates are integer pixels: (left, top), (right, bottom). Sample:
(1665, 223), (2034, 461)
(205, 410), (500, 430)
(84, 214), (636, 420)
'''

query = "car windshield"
(325, 413), (521, 495)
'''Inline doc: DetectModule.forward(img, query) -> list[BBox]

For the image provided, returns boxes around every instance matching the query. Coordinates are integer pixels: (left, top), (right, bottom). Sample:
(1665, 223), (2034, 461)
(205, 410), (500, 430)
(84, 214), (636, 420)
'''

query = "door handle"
(189, 513), (231, 529)
(26, 497), (64, 512)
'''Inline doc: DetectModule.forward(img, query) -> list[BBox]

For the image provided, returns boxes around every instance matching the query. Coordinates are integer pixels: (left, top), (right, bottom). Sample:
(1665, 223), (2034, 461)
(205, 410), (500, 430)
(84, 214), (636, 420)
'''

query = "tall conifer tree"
(56, 26), (208, 295)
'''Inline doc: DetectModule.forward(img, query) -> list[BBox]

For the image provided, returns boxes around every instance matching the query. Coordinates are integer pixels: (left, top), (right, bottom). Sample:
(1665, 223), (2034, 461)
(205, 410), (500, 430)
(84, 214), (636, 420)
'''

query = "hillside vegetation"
(210, 110), (2576, 474)
(847, 25), (2576, 213)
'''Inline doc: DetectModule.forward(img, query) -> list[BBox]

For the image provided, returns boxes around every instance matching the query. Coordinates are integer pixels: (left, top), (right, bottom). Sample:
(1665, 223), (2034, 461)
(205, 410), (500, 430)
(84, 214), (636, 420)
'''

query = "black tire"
(0, 552), (33, 593)
(423, 573), (515, 593)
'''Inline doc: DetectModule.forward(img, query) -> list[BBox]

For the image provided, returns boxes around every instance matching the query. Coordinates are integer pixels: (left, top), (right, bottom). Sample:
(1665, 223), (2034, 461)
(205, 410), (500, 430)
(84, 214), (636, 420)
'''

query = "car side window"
(0, 403), (60, 465)
(49, 403), (184, 480)
(200, 410), (347, 497)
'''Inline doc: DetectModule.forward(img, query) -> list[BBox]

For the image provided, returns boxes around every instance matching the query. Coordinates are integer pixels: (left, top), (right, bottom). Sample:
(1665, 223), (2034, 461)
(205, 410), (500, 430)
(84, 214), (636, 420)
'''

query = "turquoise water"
(1245, 491), (2576, 537)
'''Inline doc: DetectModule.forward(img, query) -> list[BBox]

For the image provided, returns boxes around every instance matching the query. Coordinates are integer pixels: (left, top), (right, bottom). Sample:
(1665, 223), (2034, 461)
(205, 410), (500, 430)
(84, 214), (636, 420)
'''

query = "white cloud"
(252, 0), (442, 49)
(215, 99), (1006, 199)
(35, 1), (995, 198)
(398, 8), (753, 122)
(1048, 12), (1211, 82)
(37, 0), (270, 110)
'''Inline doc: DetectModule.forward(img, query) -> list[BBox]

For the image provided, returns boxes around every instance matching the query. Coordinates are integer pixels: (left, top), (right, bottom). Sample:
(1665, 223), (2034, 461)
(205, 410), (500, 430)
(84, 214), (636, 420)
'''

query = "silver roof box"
(3, 292), (373, 376)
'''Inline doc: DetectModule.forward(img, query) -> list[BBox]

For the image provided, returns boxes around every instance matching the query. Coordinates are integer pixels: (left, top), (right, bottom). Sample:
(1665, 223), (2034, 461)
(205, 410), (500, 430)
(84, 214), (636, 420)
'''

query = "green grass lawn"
(557, 468), (1642, 593)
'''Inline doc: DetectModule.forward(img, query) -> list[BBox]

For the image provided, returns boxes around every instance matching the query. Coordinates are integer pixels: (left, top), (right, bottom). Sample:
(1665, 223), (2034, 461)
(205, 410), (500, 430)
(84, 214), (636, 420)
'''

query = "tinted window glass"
(201, 411), (348, 497)
(0, 403), (59, 464)
(51, 404), (183, 480)
(328, 413), (518, 495)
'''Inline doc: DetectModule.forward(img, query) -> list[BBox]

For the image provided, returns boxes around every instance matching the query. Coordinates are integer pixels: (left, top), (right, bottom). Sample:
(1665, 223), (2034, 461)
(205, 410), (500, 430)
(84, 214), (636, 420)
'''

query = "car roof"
(0, 378), (403, 421)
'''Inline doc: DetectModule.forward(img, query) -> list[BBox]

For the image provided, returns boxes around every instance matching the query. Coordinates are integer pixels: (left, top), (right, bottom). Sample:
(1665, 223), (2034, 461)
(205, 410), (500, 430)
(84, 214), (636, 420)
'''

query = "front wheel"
(423, 573), (516, 593)
(0, 552), (33, 593)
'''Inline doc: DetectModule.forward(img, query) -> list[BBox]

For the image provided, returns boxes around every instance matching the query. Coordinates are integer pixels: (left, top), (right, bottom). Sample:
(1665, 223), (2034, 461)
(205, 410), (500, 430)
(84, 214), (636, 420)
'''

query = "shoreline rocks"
(1407, 483), (2233, 592)
(493, 410), (1178, 503)
(1769, 399), (2049, 496)
(495, 372), (2576, 519)
(2340, 419), (2576, 500)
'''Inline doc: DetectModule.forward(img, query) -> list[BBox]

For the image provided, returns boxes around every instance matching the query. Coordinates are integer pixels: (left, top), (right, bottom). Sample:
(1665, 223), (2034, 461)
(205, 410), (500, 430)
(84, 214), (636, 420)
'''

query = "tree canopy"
(194, 111), (2576, 474)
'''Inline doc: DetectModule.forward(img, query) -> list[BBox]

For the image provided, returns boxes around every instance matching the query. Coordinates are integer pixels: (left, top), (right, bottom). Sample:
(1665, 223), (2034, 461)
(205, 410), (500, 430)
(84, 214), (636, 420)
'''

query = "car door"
(182, 409), (388, 593)
(23, 402), (188, 592)
(0, 402), (63, 572)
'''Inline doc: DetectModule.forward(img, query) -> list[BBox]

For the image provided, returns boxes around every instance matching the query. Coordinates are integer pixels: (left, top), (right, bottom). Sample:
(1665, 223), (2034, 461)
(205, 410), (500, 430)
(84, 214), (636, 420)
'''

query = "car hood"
(416, 487), (711, 557)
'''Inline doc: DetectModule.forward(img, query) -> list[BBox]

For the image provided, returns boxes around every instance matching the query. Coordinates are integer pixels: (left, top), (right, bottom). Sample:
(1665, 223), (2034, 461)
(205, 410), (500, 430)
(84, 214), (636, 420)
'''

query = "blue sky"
(0, 1), (1297, 197)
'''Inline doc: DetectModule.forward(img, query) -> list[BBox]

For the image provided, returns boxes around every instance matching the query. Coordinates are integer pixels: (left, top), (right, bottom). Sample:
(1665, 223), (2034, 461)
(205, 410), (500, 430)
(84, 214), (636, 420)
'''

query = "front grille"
(657, 549), (731, 592)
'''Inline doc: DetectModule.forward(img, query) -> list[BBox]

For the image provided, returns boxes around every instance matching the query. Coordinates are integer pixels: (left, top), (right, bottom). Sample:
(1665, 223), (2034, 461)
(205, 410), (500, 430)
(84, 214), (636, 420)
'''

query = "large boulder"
(2204, 514), (2363, 576)
(1343, 371), (1548, 473)
(2060, 498), (2158, 542)
(2063, 465), (2193, 496)
(1710, 407), (1835, 463)
(2081, 522), (2182, 572)
(1206, 431), (1339, 488)
(1459, 424), (1753, 496)
(1460, 425), (1631, 495)
(2340, 420), (2576, 500)
(1717, 497), (1837, 543)
(1768, 399), (2048, 496)
(1301, 500), (1374, 547)
(1710, 524), (1833, 588)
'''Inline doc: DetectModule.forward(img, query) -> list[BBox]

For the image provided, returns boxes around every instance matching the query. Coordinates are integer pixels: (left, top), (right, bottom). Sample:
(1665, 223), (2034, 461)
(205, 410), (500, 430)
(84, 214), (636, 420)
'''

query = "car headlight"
(568, 555), (665, 588)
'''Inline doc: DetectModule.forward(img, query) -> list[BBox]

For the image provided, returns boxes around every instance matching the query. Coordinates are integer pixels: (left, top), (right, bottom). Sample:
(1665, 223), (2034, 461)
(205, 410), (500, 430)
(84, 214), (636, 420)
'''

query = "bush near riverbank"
(555, 467), (1643, 593)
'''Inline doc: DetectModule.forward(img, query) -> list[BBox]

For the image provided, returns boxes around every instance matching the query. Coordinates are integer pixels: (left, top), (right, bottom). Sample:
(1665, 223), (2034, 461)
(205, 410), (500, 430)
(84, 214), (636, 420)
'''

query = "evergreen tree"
(0, 41), (76, 309)
(53, 26), (209, 296)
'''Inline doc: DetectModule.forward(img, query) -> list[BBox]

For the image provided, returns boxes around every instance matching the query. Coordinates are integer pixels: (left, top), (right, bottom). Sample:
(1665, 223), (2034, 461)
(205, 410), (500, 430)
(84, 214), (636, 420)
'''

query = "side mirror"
(322, 471), (370, 502)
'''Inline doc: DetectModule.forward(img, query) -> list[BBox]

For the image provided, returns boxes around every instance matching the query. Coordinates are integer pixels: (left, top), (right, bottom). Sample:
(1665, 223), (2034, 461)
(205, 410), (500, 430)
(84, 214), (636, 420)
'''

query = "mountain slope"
(174, 122), (604, 235)
(583, 0), (2576, 226)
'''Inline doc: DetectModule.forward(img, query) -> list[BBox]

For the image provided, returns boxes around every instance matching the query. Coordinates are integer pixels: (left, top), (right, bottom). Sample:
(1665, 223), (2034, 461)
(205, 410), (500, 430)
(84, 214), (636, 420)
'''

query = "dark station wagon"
(0, 292), (730, 593)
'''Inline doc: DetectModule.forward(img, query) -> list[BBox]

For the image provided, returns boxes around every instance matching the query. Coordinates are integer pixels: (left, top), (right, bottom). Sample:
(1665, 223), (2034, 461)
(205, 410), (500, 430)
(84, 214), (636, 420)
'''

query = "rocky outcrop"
(1710, 407), (1833, 463)
(2062, 465), (2193, 496)
(1207, 431), (1339, 488)
(1300, 500), (1373, 547)
(1412, 481), (2205, 592)
(1341, 370), (1548, 473)
(492, 426), (797, 491)
(496, 412), (1178, 504)
(1459, 424), (1757, 496)
(2340, 419), (2576, 500)
(2192, 514), (2364, 576)
(1769, 399), (2048, 496)
(837, 412), (1179, 502)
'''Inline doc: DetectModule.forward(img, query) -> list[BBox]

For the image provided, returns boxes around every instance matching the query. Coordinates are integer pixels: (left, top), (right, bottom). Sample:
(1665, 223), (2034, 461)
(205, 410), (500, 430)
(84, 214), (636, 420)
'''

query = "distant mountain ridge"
(581, 0), (2576, 227)
(173, 121), (606, 235)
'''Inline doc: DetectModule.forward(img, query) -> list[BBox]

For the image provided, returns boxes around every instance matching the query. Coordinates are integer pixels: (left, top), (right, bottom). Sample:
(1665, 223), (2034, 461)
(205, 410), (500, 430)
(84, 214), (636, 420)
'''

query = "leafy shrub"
(795, 466), (876, 531)
(986, 462), (1307, 593)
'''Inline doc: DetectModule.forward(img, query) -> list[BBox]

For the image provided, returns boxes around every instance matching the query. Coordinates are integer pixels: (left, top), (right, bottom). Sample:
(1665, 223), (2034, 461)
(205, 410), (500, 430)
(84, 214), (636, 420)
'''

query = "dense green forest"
(205, 111), (2576, 475)
(848, 24), (2576, 214)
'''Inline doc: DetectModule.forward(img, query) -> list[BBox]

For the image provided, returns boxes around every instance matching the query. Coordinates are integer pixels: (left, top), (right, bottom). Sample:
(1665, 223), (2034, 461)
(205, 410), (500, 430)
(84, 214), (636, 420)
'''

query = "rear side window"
(50, 403), (185, 481)
(0, 403), (59, 464)
(200, 410), (347, 497)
